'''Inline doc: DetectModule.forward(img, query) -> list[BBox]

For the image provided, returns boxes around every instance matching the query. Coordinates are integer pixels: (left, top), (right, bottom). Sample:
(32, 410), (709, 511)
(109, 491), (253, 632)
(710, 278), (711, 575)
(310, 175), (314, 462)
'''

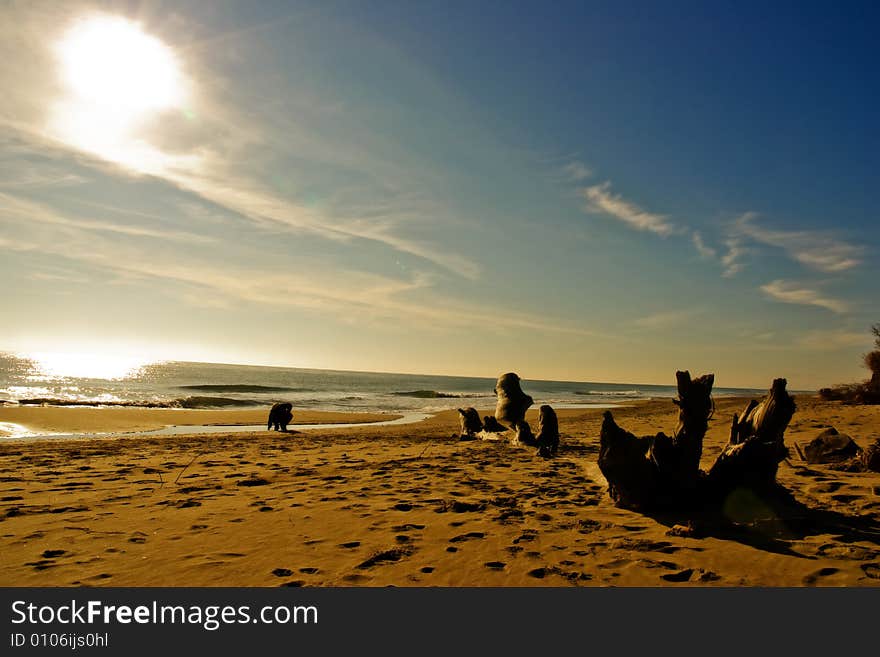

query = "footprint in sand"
(449, 532), (485, 543)
(339, 541), (361, 549)
(513, 530), (538, 544)
(660, 569), (694, 582)
(484, 561), (506, 570)
(357, 546), (414, 569)
(861, 563), (880, 579)
(803, 567), (840, 585)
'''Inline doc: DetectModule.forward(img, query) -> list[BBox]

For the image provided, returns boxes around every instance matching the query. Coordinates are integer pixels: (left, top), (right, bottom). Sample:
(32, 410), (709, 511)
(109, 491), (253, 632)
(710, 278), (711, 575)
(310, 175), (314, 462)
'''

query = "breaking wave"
(177, 384), (311, 393)
(391, 390), (468, 399)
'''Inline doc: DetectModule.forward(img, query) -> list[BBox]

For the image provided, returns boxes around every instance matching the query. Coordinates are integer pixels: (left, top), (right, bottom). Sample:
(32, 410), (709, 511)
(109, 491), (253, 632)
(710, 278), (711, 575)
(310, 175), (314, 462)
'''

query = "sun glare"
(57, 16), (182, 112)
(25, 352), (151, 381)
(49, 15), (190, 174)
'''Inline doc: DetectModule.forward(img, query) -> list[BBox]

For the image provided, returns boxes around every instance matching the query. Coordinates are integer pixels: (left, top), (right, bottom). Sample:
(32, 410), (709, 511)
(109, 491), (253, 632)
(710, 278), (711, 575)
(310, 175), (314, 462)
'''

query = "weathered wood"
(535, 405), (560, 457)
(494, 372), (533, 431)
(598, 370), (714, 510)
(598, 411), (663, 509)
(598, 373), (798, 510)
(457, 407), (483, 438)
(706, 378), (795, 495)
(515, 421), (537, 446)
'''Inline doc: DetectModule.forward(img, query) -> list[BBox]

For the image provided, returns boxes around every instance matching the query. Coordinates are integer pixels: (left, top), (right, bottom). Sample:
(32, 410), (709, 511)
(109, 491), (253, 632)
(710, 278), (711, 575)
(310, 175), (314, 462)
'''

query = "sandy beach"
(1, 396), (878, 587)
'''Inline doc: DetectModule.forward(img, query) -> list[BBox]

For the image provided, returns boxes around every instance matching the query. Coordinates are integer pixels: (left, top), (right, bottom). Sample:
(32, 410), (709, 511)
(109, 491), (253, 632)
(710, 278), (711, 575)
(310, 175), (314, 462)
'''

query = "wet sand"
(0, 397), (878, 586)
(0, 406), (399, 437)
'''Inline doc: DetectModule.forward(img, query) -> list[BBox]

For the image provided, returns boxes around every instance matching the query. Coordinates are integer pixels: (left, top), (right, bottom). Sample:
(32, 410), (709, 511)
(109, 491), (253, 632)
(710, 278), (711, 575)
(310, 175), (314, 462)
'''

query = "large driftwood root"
(598, 373), (798, 510)
(598, 371), (714, 510)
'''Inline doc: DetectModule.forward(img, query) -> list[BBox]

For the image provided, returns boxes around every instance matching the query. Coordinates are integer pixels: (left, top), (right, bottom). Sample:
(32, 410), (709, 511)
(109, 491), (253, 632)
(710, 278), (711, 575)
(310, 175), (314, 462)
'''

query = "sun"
(49, 15), (189, 173)
(56, 15), (182, 114)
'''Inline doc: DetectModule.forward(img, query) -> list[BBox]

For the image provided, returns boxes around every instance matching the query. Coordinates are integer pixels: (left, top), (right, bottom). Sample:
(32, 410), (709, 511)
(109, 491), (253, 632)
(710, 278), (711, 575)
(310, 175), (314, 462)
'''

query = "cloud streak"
(691, 231), (716, 259)
(796, 329), (870, 349)
(581, 181), (677, 236)
(560, 160), (592, 182)
(720, 238), (747, 277)
(734, 212), (862, 273)
(760, 279), (848, 314)
(0, 196), (590, 338)
(633, 309), (700, 329)
(0, 191), (214, 244)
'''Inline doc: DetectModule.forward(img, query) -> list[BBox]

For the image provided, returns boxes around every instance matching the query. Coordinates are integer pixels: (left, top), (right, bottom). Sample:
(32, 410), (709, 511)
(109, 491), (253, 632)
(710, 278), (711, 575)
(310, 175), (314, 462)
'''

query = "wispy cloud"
(0, 163), (87, 189)
(760, 279), (848, 314)
(0, 2), (484, 281)
(720, 238), (747, 277)
(0, 197), (590, 337)
(560, 160), (592, 182)
(633, 309), (700, 329)
(581, 181), (677, 236)
(0, 191), (213, 245)
(691, 231), (716, 259)
(796, 329), (870, 349)
(734, 212), (862, 273)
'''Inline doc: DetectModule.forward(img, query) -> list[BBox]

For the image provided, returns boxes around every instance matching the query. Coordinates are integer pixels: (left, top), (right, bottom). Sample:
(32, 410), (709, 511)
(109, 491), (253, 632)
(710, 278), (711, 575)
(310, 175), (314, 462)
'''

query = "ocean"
(0, 352), (765, 413)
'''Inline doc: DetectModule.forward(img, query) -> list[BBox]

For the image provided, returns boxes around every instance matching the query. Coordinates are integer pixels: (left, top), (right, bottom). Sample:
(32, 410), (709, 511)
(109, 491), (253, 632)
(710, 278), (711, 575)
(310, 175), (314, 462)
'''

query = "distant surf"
(16, 396), (267, 409)
(177, 384), (310, 393)
(392, 390), (473, 399)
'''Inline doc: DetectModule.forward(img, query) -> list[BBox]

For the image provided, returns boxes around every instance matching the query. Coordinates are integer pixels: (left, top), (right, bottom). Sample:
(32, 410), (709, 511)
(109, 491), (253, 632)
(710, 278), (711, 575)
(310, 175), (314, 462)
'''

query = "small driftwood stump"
(706, 378), (795, 495)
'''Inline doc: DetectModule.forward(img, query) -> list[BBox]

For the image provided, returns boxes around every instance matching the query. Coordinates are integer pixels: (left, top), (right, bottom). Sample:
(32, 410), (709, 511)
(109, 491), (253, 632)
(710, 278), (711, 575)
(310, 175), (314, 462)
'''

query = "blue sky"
(0, 0), (876, 388)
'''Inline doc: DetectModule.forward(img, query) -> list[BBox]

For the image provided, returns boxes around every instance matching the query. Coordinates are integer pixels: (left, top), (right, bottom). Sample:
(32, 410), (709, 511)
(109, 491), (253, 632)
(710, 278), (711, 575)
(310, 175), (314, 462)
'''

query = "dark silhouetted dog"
(268, 402), (293, 431)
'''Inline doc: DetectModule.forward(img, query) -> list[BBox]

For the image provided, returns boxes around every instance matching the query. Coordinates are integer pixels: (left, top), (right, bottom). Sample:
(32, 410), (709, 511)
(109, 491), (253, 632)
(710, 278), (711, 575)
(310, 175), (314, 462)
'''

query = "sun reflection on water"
(23, 352), (152, 380)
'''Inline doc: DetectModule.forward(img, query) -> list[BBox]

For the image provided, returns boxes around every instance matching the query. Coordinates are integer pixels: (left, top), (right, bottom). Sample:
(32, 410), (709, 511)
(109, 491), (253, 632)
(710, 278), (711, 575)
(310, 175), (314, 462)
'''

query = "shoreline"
(0, 402), (625, 442)
(1, 395), (878, 586)
(0, 407), (405, 440)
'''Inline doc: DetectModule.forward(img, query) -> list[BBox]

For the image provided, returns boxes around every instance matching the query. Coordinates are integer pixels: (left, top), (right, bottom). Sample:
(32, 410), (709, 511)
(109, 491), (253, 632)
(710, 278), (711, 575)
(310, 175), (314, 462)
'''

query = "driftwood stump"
(598, 373), (797, 510)
(706, 378), (795, 495)
(598, 371), (714, 510)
